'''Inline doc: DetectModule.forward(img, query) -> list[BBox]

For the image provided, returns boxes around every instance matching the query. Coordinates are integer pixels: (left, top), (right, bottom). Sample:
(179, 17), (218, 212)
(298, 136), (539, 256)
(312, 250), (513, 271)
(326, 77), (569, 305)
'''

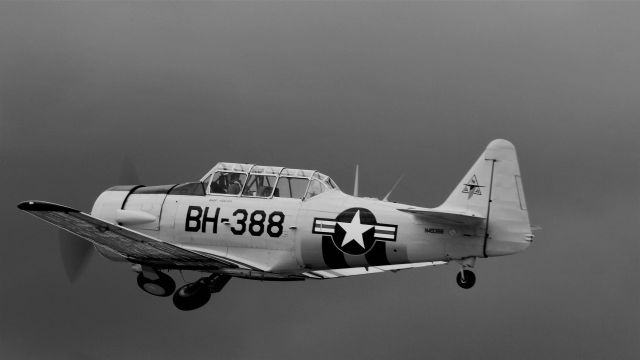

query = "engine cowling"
(90, 185), (140, 262)
(91, 185), (140, 224)
(90, 183), (205, 262)
(91, 185), (173, 261)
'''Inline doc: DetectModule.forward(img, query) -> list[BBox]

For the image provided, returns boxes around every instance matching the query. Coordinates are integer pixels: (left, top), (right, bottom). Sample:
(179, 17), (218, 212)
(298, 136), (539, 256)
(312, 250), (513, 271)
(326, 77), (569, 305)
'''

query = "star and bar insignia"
(312, 208), (397, 256)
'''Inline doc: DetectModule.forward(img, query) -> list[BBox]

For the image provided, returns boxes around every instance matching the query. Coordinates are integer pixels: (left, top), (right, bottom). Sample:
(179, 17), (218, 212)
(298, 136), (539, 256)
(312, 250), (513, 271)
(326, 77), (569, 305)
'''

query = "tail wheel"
(173, 282), (212, 311)
(456, 270), (476, 289)
(137, 272), (176, 297)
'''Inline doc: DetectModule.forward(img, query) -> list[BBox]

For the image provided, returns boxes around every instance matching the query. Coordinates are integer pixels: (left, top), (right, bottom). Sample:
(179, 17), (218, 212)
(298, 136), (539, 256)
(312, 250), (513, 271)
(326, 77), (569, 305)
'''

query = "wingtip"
(17, 201), (33, 210)
(17, 201), (79, 213)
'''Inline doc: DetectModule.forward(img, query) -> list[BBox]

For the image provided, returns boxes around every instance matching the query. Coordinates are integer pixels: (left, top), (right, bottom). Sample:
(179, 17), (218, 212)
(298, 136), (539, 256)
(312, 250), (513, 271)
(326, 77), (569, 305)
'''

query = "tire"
(137, 272), (176, 297)
(456, 270), (476, 289)
(173, 282), (212, 311)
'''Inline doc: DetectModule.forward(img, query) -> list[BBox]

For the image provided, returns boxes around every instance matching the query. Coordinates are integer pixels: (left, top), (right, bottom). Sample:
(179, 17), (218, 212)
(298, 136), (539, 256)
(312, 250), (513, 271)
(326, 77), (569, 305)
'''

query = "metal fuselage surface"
(92, 189), (486, 274)
(91, 140), (532, 277)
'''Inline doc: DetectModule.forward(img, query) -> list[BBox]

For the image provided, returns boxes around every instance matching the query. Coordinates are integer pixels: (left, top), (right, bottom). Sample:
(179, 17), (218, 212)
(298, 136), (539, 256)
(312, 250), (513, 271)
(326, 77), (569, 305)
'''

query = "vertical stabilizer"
(438, 139), (532, 257)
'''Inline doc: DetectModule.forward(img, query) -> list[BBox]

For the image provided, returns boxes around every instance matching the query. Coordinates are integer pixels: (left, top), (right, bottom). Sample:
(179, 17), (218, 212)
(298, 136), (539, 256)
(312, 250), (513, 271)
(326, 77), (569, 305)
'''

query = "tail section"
(438, 139), (532, 257)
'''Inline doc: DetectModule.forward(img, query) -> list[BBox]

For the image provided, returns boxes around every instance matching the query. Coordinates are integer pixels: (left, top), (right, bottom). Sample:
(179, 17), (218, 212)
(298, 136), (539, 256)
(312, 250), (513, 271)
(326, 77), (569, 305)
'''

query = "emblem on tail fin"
(462, 175), (484, 198)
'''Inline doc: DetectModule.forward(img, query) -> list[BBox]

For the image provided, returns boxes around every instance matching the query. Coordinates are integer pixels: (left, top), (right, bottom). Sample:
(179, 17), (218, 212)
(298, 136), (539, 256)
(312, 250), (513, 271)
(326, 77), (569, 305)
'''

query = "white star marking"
(337, 210), (373, 249)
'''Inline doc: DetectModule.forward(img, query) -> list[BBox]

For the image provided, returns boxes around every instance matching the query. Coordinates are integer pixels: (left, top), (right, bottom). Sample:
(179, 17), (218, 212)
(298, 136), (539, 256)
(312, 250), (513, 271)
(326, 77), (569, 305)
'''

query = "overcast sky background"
(1, 1), (638, 359)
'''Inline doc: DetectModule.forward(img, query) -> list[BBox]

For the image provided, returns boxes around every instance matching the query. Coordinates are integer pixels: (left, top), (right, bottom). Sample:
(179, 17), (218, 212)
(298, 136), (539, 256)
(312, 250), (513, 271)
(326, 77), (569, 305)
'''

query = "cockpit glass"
(306, 179), (327, 199)
(209, 171), (247, 195)
(202, 174), (212, 189)
(327, 177), (339, 190)
(203, 163), (340, 198)
(275, 177), (308, 199)
(242, 174), (277, 197)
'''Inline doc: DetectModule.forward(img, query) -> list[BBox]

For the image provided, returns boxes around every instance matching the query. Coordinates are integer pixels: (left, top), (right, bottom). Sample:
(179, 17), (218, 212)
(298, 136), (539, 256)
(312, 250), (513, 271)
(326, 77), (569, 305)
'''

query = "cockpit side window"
(242, 174), (277, 197)
(275, 177), (308, 199)
(327, 177), (339, 190)
(202, 174), (212, 191)
(305, 179), (328, 199)
(209, 171), (247, 195)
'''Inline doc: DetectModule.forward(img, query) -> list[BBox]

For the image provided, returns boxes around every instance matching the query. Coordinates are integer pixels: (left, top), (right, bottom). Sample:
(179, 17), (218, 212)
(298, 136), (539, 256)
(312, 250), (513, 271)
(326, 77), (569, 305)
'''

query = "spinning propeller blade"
(59, 230), (93, 283)
(120, 157), (141, 185)
(59, 158), (141, 282)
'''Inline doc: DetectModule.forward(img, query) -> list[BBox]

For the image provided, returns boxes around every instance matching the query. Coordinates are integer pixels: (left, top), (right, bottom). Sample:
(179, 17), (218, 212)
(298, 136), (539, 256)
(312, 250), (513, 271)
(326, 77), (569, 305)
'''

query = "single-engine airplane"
(18, 139), (534, 311)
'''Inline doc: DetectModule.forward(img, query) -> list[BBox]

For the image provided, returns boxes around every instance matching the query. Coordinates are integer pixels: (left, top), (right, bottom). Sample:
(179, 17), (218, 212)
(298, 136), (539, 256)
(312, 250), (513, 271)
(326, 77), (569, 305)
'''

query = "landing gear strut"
(173, 274), (231, 311)
(136, 270), (176, 297)
(455, 257), (477, 289)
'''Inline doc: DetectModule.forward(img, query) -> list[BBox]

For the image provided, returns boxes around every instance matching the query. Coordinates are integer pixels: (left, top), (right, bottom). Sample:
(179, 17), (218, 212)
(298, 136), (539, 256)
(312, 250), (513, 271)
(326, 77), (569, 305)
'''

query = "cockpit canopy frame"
(200, 162), (339, 200)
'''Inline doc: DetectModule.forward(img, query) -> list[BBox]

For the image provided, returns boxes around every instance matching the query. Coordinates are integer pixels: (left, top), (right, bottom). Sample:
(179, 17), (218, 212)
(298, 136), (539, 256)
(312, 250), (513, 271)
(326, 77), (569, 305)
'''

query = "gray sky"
(1, 1), (638, 359)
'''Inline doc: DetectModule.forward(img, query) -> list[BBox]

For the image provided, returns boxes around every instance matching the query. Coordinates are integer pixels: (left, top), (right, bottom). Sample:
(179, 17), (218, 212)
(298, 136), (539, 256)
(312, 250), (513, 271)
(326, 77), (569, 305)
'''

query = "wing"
(17, 201), (238, 270)
(300, 261), (448, 279)
(397, 207), (485, 225)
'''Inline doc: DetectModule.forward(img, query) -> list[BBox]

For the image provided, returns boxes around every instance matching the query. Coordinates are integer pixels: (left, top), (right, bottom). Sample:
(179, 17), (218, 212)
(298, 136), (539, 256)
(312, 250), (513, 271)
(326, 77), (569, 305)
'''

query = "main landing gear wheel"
(456, 270), (476, 289)
(173, 281), (211, 311)
(137, 272), (176, 297)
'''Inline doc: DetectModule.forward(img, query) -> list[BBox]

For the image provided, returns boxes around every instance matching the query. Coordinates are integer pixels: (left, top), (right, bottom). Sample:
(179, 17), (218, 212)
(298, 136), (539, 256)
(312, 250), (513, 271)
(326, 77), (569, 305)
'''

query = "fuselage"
(91, 187), (489, 274)
(91, 145), (533, 277)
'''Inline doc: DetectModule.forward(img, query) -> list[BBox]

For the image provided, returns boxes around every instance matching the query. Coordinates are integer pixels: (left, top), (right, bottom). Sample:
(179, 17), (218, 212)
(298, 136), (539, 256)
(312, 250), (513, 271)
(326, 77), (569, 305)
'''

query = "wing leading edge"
(17, 201), (238, 270)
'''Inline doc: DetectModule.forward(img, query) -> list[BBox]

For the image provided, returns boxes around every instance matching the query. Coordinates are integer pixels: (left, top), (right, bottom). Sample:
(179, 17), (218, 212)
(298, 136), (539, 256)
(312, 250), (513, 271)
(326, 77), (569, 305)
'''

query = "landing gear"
(455, 257), (477, 289)
(172, 275), (231, 311)
(137, 271), (176, 297)
(173, 281), (211, 311)
(456, 269), (476, 289)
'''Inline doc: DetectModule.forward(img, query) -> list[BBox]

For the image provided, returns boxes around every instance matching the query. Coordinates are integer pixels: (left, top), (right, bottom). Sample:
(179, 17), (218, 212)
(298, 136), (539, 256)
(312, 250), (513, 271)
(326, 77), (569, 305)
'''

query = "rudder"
(438, 139), (532, 257)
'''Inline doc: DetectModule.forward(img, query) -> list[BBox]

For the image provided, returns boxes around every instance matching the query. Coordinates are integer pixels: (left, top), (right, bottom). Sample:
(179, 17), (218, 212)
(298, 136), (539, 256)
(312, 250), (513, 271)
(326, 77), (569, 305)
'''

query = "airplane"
(17, 139), (534, 311)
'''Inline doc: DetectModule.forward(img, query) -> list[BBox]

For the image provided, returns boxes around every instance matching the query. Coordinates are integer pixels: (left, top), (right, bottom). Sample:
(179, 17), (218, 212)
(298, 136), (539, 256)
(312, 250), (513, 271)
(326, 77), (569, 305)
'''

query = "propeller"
(59, 157), (140, 283)
(119, 157), (141, 185)
(59, 230), (93, 283)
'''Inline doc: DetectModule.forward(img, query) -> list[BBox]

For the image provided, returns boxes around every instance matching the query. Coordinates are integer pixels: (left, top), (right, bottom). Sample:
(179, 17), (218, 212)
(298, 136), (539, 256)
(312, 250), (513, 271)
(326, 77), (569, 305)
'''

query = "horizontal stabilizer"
(397, 207), (485, 225)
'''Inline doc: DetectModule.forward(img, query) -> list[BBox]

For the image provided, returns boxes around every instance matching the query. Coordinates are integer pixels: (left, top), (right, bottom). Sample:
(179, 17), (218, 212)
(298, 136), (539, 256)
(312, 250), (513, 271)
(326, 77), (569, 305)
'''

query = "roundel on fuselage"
(312, 207), (397, 256)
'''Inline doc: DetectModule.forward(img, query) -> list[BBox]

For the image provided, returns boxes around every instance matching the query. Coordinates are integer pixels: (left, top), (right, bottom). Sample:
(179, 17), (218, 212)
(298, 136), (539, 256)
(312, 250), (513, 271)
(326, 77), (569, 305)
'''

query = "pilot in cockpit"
(209, 172), (245, 195)
(227, 173), (243, 195)
(209, 173), (227, 194)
